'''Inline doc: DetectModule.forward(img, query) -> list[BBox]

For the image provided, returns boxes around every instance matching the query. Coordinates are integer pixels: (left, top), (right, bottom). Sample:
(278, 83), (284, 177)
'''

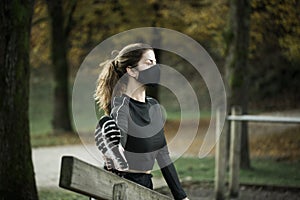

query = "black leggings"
(104, 165), (153, 190)
(123, 172), (153, 190)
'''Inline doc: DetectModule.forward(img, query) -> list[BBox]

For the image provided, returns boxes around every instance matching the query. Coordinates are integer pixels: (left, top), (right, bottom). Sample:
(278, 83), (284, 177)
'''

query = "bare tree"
(0, 0), (38, 199)
(46, 0), (76, 133)
(224, 0), (251, 169)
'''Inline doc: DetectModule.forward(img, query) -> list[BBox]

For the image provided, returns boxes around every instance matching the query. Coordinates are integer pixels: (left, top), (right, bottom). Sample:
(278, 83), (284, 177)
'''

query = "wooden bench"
(59, 156), (172, 200)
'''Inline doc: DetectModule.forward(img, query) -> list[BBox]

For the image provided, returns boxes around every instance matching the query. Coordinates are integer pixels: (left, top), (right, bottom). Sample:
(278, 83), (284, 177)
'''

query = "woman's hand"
(182, 198), (189, 200)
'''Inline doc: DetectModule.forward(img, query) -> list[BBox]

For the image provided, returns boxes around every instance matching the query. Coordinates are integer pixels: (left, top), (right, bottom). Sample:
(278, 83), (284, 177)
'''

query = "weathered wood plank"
(59, 156), (171, 200)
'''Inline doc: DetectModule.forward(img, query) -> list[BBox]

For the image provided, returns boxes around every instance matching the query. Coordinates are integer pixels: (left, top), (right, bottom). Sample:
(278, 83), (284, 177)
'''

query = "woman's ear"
(126, 67), (138, 78)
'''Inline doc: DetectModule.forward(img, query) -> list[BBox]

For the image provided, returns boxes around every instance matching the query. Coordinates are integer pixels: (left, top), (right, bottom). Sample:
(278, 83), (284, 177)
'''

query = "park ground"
(33, 110), (300, 200)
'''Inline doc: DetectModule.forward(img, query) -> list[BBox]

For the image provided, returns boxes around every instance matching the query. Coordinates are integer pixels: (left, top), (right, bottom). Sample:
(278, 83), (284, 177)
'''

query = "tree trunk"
(0, 0), (38, 199)
(147, 1), (162, 100)
(224, 0), (251, 169)
(46, 0), (73, 133)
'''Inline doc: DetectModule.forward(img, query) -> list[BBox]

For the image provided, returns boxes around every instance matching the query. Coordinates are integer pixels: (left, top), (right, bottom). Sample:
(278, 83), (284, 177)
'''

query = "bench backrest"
(59, 156), (171, 200)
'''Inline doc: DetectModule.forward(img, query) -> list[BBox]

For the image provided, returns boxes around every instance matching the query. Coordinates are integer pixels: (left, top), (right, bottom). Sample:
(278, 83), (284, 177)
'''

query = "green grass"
(30, 76), (54, 135)
(38, 157), (300, 200)
(38, 188), (88, 200)
(153, 157), (300, 187)
(239, 159), (300, 187)
(30, 133), (81, 148)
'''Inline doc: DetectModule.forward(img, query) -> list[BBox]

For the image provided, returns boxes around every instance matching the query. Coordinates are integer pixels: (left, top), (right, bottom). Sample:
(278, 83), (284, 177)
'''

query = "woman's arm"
(95, 115), (128, 171)
(156, 146), (188, 200)
(110, 96), (129, 147)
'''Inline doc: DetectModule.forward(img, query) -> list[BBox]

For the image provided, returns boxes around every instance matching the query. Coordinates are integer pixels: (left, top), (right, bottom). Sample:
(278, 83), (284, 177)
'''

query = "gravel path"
(32, 144), (101, 188)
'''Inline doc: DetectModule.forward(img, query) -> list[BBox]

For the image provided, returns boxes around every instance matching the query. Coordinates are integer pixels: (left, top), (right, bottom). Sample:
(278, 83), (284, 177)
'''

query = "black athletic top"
(110, 94), (187, 200)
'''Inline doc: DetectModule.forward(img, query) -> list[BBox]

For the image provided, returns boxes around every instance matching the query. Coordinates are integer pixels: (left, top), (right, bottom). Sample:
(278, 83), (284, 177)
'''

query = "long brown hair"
(95, 43), (153, 115)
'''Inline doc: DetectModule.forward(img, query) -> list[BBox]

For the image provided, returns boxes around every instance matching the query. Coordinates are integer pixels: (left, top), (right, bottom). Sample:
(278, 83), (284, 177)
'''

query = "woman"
(95, 43), (189, 200)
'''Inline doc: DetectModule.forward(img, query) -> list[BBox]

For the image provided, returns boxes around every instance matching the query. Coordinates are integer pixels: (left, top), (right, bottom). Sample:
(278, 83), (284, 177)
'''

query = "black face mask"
(136, 64), (160, 86)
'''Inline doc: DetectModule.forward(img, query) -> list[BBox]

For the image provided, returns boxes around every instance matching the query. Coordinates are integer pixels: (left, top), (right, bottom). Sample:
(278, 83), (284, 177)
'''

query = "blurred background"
(30, 0), (299, 133)
(27, 0), (300, 199)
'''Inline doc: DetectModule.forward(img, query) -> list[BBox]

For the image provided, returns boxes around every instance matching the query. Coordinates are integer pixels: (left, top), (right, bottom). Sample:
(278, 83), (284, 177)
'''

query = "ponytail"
(95, 43), (153, 115)
(95, 59), (122, 115)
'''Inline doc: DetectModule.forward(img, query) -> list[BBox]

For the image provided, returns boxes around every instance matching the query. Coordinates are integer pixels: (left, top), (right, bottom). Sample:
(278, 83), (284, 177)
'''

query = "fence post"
(214, 108), (227, 200)
(229, 106), (242, 197)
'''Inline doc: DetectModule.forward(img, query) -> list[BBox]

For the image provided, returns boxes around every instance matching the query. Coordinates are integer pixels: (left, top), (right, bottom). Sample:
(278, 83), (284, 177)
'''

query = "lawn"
(31, 74), (300, 199)
(38, 157), (300, 199)
(29, 75), (54, 136)
(153, 157), (300, 187)
(38, 188), (88, 200)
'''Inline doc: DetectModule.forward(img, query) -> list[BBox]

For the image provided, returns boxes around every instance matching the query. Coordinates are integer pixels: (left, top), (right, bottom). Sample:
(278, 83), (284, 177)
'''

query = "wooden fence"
(215, 106), (300, 200)
(59, 156), (171, 200)
(59, 109), (300, 199)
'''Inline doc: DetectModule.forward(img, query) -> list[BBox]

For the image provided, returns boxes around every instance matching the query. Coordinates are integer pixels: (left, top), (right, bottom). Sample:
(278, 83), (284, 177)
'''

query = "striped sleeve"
(110, 96), (129, 147)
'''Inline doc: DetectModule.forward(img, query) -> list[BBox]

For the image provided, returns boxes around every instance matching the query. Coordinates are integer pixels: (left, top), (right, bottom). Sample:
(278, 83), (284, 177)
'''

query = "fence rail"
(227, 115), (300, 123)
